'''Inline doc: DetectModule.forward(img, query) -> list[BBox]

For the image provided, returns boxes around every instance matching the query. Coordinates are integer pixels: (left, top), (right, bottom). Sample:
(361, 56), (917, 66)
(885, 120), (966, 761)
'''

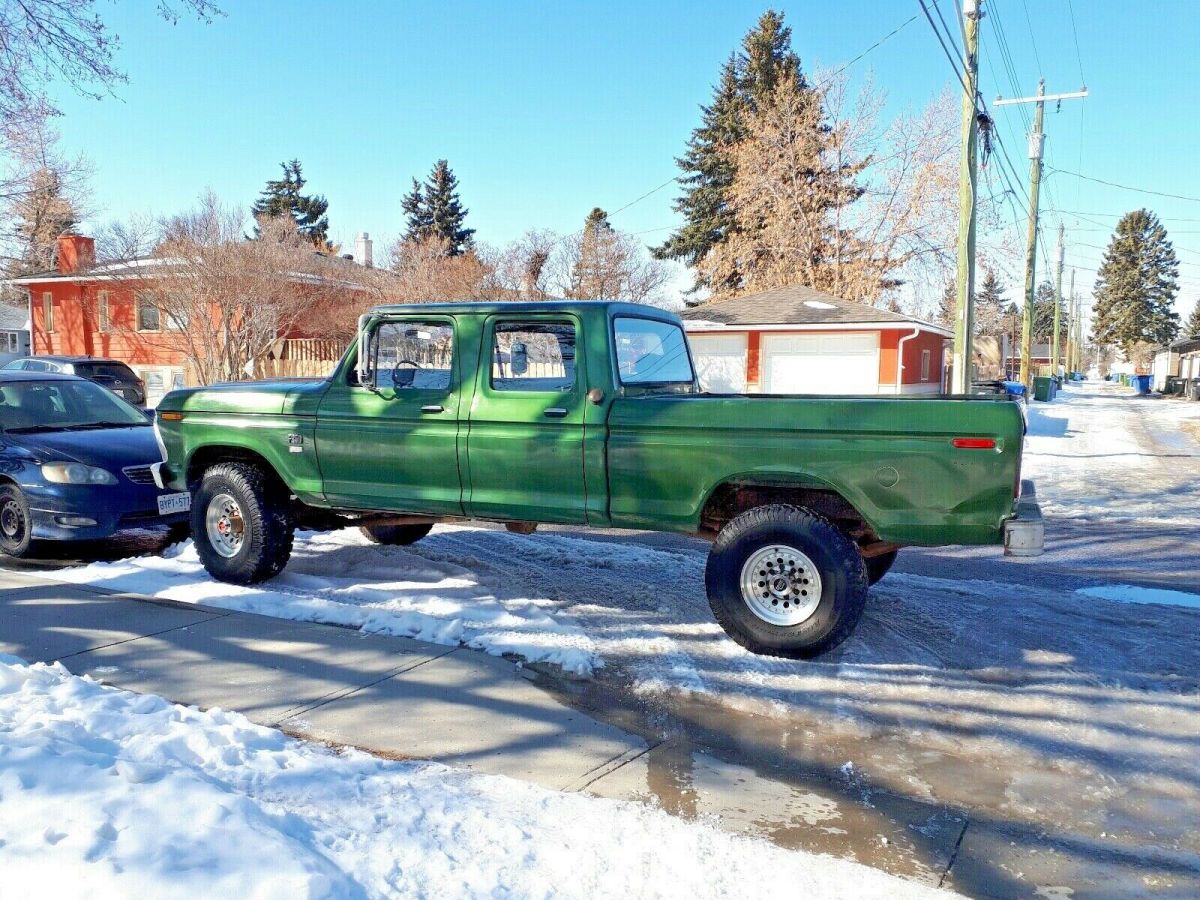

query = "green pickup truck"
(153, 301), (1042, 658)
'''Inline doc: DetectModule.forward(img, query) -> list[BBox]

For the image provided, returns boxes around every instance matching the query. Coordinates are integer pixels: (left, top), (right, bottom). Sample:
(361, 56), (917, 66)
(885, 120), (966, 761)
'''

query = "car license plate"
(157, 492), (191, 515)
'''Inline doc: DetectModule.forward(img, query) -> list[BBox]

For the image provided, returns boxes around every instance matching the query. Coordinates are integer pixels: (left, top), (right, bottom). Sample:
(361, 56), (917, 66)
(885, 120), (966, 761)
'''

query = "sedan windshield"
(0, 379), (148, 432)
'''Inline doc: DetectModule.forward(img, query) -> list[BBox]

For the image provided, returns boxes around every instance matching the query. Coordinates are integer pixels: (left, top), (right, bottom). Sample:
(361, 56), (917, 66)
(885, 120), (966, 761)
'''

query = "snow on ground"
(0, 656), (957, 900)
(41, 529), (600, 676)
(1077, 583), (1200, 609)
(1022, 382), (1200, 525)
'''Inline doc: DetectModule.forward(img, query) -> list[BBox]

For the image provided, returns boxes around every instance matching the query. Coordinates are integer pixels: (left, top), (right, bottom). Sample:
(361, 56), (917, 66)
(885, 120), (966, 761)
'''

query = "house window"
(5, 333), (16, 352)
(97, 290), (110, 333)
(164, 307), (188, 330)
(136, 294), (161, 331)
(42, 292), (54, 333)
(920, 348), (932, 382)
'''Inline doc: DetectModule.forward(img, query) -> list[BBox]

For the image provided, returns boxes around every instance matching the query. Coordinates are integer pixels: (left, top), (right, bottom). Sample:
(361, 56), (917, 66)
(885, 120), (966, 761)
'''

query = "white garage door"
(689, 332), (748, 393)
(761, 333), (880, 395)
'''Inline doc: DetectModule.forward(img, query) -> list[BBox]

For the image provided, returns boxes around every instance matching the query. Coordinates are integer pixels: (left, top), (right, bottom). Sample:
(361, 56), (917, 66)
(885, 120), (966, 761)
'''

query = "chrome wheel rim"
(740, 544), (823, 626)
(205, 492), (245, 558)
(0, 499), (25, 543)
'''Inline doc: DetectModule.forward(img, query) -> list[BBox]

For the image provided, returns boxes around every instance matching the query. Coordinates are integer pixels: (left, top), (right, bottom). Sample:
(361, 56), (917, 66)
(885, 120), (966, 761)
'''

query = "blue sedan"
(0, 371), (191, 558)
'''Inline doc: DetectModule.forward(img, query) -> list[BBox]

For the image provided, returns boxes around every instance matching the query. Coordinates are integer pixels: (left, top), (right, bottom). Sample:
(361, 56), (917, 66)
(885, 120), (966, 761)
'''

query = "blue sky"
(50, 1), (1200, 314)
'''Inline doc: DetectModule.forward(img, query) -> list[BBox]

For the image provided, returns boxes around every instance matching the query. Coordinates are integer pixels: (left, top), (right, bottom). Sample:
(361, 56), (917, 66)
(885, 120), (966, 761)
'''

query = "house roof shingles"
(679, 284), (944, 331)
(0, 303), (28, 331)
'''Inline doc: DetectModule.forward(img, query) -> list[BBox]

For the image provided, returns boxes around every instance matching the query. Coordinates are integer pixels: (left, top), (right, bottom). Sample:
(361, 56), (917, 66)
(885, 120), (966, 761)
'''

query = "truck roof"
(367, 300), (682, 320)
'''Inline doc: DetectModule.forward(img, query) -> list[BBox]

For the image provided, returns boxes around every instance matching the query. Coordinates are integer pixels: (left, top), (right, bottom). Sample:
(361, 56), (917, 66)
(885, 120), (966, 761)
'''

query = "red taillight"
(952, 437), (996, 450)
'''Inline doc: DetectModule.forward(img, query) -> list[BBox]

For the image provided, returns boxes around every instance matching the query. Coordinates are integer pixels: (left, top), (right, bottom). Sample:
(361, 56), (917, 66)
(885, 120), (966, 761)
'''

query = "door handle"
(543, 407), (568, 418)
(420, 404), (445, 414)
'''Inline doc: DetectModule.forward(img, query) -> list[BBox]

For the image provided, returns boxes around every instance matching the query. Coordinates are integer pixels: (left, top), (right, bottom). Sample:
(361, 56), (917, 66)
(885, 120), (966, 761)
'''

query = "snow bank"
(42, 529), (600, 676)
(0, 657), (956, 900)
(1077, 584), (1200, 610)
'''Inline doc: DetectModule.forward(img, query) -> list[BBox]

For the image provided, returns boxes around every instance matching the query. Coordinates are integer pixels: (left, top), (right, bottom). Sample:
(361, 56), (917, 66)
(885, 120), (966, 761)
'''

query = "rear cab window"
(612, 317), (696, 391)
(490, 322), (577, 393)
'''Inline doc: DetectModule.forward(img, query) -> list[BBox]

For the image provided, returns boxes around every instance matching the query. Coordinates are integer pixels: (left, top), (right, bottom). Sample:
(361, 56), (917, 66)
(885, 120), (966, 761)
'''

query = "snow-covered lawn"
(0, 656), (955, 900)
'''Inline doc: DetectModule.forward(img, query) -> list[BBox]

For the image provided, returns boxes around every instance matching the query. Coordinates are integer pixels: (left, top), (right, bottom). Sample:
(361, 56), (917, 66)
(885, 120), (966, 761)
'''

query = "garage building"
(680, 285), (951, 395)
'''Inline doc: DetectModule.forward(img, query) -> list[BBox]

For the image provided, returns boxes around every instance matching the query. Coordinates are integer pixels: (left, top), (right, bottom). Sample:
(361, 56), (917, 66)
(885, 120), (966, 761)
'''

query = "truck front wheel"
(192, 462), (294, 584)
(705, 504), (868, 658)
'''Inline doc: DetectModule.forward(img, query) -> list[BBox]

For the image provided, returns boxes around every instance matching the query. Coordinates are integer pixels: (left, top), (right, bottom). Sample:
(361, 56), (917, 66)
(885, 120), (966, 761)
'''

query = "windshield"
(0, 379), (148, 432)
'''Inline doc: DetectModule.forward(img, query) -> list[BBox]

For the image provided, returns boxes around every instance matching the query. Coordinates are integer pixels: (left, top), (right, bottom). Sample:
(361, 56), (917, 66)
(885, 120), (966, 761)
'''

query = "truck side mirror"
(354, 313), (377, 390)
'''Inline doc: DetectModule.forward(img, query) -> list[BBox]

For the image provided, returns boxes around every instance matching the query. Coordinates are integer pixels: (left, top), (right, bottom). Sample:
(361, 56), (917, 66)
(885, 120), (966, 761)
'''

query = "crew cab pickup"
(154, 301), (1042, 658)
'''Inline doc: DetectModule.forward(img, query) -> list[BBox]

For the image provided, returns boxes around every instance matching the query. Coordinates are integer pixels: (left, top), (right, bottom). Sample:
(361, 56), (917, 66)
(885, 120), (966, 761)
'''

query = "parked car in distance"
(2, 356), (146, 406)
(154, 301), (1043, 659)
(0, 372), (190, 558)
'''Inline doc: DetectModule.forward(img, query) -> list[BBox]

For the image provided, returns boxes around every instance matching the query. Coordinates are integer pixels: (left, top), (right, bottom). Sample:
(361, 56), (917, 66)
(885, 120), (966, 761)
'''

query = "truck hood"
(17, 425), (161, 470)
(158, 378), (330, 416)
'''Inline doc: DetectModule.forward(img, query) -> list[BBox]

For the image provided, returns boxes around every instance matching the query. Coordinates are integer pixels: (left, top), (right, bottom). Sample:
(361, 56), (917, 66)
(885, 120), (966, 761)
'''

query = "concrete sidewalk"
(0, 569), (647, 793)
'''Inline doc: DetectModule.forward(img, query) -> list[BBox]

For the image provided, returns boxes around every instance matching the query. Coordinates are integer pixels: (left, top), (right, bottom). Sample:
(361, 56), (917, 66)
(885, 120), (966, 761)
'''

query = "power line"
(1046, 167), (1200, 204)
(1019, 0), (1045, 74)
(816, 13), (920, 90)
(1064, 0), (1086, 85)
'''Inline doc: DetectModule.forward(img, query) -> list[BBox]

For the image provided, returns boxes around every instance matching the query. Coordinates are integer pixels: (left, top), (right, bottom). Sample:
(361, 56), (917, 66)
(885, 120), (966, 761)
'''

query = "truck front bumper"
(1003, 479), (1044, 557)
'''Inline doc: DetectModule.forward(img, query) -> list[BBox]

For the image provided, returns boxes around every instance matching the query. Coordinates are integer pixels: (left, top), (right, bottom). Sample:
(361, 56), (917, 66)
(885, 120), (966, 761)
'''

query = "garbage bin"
(1033, 376), (1054, 402)
(1132, 374), (1152, 394)
(1190, 381), (1200, 402)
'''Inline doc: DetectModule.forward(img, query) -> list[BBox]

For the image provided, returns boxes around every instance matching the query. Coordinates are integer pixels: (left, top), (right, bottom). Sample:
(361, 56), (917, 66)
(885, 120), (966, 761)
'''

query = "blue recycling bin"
(1132, 374), (1152, 394)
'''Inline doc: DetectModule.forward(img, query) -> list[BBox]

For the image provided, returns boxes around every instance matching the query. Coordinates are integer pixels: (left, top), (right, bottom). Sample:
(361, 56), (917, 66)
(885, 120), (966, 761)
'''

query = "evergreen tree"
(654, 10), (810, 290)
(402, 160), (474, 256)
(5, 167), (78, 275)
(1092, 209), (1180, 353)
(252, 160), (330, 248)
(975, 267), (1007, 335)
(1183, 299), (1200, 339)
(936, 279), (956, 329)
(1031, 280), (1071, 343)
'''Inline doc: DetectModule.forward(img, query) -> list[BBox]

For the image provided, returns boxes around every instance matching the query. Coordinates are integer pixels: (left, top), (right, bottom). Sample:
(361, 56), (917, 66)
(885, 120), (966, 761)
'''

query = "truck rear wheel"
(192, 462), (294, 584)
(360, 522), (433, 546)
(705, 504), (868, 659)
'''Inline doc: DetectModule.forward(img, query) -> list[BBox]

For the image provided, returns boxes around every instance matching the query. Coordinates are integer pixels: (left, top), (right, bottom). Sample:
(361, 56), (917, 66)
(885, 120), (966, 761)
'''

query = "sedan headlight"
(41, 462), (118, 485)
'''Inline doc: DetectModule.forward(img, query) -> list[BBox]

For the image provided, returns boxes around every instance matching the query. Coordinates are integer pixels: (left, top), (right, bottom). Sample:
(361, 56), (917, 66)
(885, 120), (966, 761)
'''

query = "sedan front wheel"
(0, 483), (34, 558)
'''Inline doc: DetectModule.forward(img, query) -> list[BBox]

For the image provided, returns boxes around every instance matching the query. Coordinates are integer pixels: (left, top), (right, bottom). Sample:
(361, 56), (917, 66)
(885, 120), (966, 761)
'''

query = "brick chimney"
(56, 234), (95, 274)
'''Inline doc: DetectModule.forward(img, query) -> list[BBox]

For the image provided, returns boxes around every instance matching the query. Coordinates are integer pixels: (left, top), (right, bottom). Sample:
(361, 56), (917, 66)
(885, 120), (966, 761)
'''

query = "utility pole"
(995, 82), (1088, 387)
(1070, 264), (1080, 374)
(950, 0), (983, 395)
(1052, 223), (1065, 374)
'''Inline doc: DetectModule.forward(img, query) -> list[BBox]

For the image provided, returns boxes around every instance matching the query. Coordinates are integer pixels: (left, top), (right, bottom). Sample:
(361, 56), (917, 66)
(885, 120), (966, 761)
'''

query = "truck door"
(315, 315), (463, 514)
(464, 315), (588, 523)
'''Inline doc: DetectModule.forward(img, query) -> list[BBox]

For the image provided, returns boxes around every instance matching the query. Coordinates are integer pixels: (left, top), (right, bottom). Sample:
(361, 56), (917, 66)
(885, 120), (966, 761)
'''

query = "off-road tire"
(864, 549), (898, 586)
(192, 462), (294, 584)
(359, 522), (433, 546)
(0, 483), (34, 558)
(705, 504), (868, 659)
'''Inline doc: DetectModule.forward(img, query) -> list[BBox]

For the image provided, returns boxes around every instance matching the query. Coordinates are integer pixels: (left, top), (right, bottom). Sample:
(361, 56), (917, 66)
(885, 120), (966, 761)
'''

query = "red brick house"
(6, 234), (372, 404)
(681, 285), (952, 395)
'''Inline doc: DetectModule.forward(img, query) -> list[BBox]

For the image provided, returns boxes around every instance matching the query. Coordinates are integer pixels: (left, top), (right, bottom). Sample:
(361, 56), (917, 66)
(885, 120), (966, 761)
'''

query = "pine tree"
(975, 267), (1007, 335)
(1031, 280), (1071, 342)
(402, 160), (474, 256)
(654, 10), (810, 291)
(936, 279), (956, 329)
(1183, 299), (1200, 339)
(6, 167), (78, 275)
(1092, 209), (1180, 353)
(252, 160), (330, 248)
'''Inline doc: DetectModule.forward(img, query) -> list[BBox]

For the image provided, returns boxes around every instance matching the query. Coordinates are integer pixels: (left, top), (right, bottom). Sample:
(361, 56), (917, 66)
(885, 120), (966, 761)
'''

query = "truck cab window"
(613, 317), (695, 385)
(491, 322), (576, 392)
(373, 321), (454, 391)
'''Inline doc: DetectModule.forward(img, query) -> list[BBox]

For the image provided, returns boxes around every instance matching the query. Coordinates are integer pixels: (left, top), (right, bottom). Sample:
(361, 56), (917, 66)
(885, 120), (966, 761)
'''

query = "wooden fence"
(255, 337), (349, 379)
